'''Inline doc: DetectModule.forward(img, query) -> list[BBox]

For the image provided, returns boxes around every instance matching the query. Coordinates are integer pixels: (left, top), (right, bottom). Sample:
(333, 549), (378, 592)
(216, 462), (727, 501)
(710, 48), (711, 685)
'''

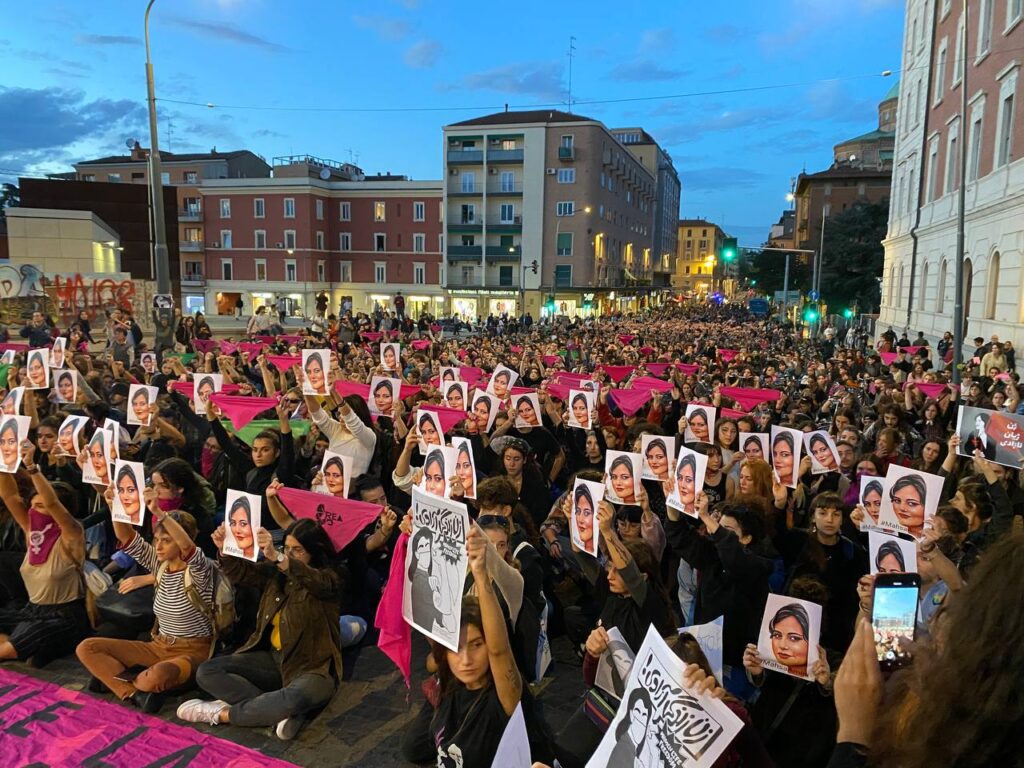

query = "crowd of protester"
(0, 299), (1021, 768)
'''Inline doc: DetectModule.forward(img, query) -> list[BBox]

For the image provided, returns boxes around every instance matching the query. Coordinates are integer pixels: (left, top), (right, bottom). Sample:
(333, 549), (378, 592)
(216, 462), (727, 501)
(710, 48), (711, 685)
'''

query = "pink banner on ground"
(718, 348), (739, 362)
(542, 355), (561, 366)
(720, 386), (780, 411)
(209, 394), (278, 430)
(362, 331), (383, 342)
(609, 388), (652, 416)
(266, 354), (301, 372)
(915, 382), (950, 399)
(645, 362), (671, 377)
(375, 533), (411, 687)
(419, 404), (469, 431)
(602, 365), (635, 383)
(238, 342), (264, 357)
(900, 345), (925, 355)
(880, 352), (900, 365)
(720, 407), (749, 420)
(277, 487), (382, 553)
(617, 334), (636, 345)
(219, 341), (239, 355)
(676, 363), (700, 375)
(410, 340), (431, 350)
(193, 339), (217, 354)
(630, 376), (674, 394)
(0, 668), (297, 767)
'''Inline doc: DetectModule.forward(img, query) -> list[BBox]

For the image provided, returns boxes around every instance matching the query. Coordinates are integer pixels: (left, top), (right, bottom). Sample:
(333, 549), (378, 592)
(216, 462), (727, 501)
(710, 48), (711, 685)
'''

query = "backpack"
(156, 558), (236, 654)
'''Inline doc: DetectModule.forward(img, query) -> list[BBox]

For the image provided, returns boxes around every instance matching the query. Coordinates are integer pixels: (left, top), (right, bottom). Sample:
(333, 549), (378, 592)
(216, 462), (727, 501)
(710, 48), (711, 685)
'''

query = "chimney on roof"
(504, 103), (509, 112)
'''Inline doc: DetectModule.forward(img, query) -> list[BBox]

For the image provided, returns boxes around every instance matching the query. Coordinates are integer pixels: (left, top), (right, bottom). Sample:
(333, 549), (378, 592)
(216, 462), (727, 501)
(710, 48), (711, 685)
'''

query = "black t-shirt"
(508, 426), (561, 474)
(432, 684), (509, 768)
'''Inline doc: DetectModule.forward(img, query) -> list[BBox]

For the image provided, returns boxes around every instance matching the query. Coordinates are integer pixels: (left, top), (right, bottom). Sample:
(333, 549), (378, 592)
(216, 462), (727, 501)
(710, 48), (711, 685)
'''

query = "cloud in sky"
(442, 61), (565, 101)
(656, 106), (784, 145)
(404, 39), (442, 69)
(607, 60), (686, 82)
(164, 17), (290, 52)
(353, 14), (413, 42)
(77, 34), (140, 46)
(680, 165), (769, 191)
(639, 27), (675, 52)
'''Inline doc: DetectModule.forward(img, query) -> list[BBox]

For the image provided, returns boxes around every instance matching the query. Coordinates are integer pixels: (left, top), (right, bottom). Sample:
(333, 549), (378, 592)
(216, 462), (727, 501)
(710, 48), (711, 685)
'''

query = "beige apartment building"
(674, 219), (726, 297)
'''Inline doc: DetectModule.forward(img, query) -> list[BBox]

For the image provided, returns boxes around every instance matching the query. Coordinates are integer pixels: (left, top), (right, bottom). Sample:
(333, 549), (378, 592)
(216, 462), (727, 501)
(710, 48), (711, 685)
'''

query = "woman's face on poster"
(892, 485), (925, 530)
(383, 346), (398, 370)
(28, 354), (45, 387)
(305, 357), (326, 392)
(446, 386), (465, 411)
(572, 397), (590, 427)
(0, 395), (14, 416)
(59, 425), (76, 454)
(374, 384), (394, 415)
(811, 439), (835, 468)
(419, 418), (439, 446)
(117, 471), (141, 517)
(744, 439), (764, 461)
(575, 494), (594, 547)
(0, 424), (18, 468)
(627, 698), (651, 745)
(58, 375), (75, 402)
(863, 489), (882, 522)
(517, 398), (538, 425)
(132, 392), (149, 422)
(414, 535), (432, 568)
(770, 616), (809, 671)
(773, 440), (794, 481)
(645, 443), (668, 479)
(975, 415), (986, 433)
(229, 506), (254, 552)
(323, 460), (345, 495)
(677, 462), (696, 506)
(493, 373), (510, 398)
(609, 461), (636, 503)
(455, 451), (474, 495)
(197, 380), (214, 405)
(423, 458), (445, 497)
(877, 551), (905, 574)
(473, 398), (491, 429)
(89, 437), (107, 479)
(689, 413), (709, 442)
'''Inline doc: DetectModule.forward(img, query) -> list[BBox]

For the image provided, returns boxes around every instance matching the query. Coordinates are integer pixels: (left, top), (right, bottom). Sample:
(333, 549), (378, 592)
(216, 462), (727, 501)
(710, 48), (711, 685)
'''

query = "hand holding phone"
(870, 572), (920, 671)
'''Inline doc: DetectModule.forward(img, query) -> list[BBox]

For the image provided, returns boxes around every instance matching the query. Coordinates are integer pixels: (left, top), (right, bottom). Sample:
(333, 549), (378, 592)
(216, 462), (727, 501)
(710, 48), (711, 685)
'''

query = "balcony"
(448, 183), (482, 197)
(448, 218), (483, 232)
(558, 146), (575, 161)
(447, 245), (483, 260)
(487, 181), (523, 195)
(180, 241), (203, 252)
(488, 216), (522, 233)
(181, 273), (205, 287)
(178, 208), (202, 222)
(447, 149), (484, 164)
(487, 149), (524, 163)
(486, 246), (522, 260)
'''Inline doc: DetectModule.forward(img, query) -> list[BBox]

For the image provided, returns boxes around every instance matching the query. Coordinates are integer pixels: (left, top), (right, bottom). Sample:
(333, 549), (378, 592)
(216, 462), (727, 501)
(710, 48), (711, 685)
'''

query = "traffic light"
(721, 237), (738, 261)
(803, 305), (819, 323)
(530, 260), (538, 274)
(842, 308), (854, 319)
(545, 295), (556, 313)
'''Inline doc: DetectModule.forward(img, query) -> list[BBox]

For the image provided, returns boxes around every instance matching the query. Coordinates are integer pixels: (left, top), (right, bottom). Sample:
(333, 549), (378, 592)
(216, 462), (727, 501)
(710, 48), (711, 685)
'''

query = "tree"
(738, 243), (812, 297)
(0, 183), (19, 222)
(819, 200), (888, 313)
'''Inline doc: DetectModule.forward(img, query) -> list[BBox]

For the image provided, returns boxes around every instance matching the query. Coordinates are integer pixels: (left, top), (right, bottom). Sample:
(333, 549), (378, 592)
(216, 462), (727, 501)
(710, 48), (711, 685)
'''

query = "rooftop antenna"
(345, 148), (355, 163)
(567, 35), (577, 113)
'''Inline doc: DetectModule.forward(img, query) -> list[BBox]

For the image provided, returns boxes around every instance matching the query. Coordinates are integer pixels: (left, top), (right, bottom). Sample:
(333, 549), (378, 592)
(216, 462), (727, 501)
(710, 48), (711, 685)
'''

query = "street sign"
(773, 290), (801, 303)
(748, 298), (769, 316)
(808, 290), (819, 301)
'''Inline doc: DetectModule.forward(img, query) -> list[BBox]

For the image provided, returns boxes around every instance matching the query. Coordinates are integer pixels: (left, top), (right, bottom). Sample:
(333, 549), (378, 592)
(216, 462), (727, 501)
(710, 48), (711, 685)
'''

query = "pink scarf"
(201, 447), (216, 477)
(644, 363), (671, 377)
(608, 388), (652, 416)
(266, 355), (301, 373)
(602, 365), (635, 383)
(419, 404), (469, 431)
(276, 487), (382, 552)
(28, 508), (61, 566)
(375, 532), (411, 686)
(880, 352), (900, 366)
(238, 342), (264, 357)
(542, 355), (561, 366)
(630, 376), (673, 394)
(915, 382), (949, 399)
(676, 363), (700, 375)
(720, 386), (780, 411)
(209, 393), (279, 430)
(617, 334), (636, 345)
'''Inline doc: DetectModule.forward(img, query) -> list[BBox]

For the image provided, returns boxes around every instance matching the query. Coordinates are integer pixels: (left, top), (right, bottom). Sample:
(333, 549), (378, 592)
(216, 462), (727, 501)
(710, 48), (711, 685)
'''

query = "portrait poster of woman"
(954, 405), (1024, 468)
(570, 478), (604, 558)
(739, 433), (770, 464)
(111, 460), (146, 527)
(868, 531), (917, 576)
(369, 376), (399, 417)
(380, 342), (401, 373)
(878, 464), (943, 539)
(756, 593), (823, 681)
(48, 336), (67, 369)
(52, 369), (78, 405)
(443, 381), (468, 412)
(640, 434), (675, 482)
(418, 446), (457, 499)
(24, 349), (49, 390)
(82, 429), (111, 487)
(318, 450), (353, 498)
(0, 415), (30, 474)
(803, 429), (840, 474)
(0, 350), (14, 365)
(858, 475), (887, 533)
(223, 489), (262, 562)
(439, 365), (460, 383)
(0, 386), (23, 417)
(486, 363), (519, 400)
(301, 349), (330, 396)
(140, 352), (158, 375)
(126, 384), (158, 426)
(104, 418), (124, 461)
(54, 414), (88, 457)
(665, 446), (709, 517)
(416, 409), (445, 455)
(191, 373), (223, 414)
(451, 437), (477, 499)
(769, 425), (803, 489)
(470, 391), (500, 433)
(604, 450), (642, 505)
(683, 403), (716, 445)
(587, 625), (743, 768)
(513, 392), (542, 429)
(402, 487), (470, 652)
(567, 389), (595, 430)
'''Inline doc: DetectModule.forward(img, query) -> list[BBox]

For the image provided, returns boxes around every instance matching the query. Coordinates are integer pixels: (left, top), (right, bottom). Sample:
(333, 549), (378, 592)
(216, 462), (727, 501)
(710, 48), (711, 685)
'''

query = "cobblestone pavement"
(10, 635), (586, 767)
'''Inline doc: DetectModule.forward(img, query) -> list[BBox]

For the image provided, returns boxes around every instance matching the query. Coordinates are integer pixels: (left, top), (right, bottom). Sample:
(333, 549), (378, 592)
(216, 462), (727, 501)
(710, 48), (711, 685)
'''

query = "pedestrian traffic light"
(843, 308), (854, 319)
(721, 238), (738, 261)
(545, 295), (556, 313)
(803, 305), (819, 322)
(530, 260), (538, 274)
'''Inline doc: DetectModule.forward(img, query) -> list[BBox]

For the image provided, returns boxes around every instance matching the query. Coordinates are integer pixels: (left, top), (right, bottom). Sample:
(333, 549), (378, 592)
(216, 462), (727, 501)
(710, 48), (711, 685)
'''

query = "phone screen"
(871, 575), (920, 670)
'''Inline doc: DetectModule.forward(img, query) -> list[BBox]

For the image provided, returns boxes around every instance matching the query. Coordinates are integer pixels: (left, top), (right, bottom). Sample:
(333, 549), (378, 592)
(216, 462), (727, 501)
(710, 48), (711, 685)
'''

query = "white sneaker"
(176, 699), (228, 726)
(275, 715), (304, 741)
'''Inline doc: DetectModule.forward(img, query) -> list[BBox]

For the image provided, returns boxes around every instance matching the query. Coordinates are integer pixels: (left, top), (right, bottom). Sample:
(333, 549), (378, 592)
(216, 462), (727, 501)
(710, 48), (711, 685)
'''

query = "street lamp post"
(144, 0), (174, 347)
(951, 0), (969, 386)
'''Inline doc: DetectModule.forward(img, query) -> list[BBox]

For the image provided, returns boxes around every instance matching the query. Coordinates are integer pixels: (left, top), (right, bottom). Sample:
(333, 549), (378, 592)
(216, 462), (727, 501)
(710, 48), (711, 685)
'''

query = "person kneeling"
(177, 519), (341, 741)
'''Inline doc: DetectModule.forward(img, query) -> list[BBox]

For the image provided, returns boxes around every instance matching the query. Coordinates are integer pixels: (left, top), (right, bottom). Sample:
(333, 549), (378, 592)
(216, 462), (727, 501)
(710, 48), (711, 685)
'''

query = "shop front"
(447, 289), (519, 321)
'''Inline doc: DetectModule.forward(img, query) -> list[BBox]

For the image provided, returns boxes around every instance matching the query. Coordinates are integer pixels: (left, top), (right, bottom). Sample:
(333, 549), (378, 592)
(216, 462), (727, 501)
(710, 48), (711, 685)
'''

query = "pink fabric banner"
(639, 346), (656, 356)
(0, 668), (297, 767)
(609, 388), (652, 416)
(542, 355), (561, 366)
(900, 345), (925, 355)
(411, 339), (431, 350)
(430, 324), (442, 333)
(603, 365), (635, 383)
(554, 372), (591, 385)
(363, 331), (383, 342)
(238, 341), (264, 357)
(279, 334), (303, 345)
(630, 376), (674, 394)
(720, 386), (780, 411)
(547, 382), (571, 401)
(334, 380), (369, 399)
(617, 334), (636, 345)
(208, 394), (278, 430)
(419, 404), (469, 431)
(193, 339), (217, 353)
(676, 363), (700, 375)
(720, 407), (749, 420)
(255, 335), (276, 344)
(277, 487), (382, 553)
(266, 354), (301, 372)
(375, 533), (411, 686)
(645, 362), (671, 377)
(219, 341), (238, 355)
(880, 351), (900, 365)
(718, 348), (739, 362)
(459, 366), (484, 383)
(509, 386), (535, 396)
(915, 382), (950, 399)
(0, 342), (29, 352)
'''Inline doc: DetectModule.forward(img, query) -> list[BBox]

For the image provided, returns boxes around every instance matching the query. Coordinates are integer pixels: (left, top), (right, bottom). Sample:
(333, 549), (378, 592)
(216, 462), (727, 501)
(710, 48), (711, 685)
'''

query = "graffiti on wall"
(0, 264), (46, 299)
(49, 273), (137, 319)
(0, 265), (144, 325)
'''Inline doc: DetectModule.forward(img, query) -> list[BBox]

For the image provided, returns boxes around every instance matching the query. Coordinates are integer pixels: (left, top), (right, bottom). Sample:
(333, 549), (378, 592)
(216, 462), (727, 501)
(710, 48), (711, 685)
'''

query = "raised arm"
(0, 470), (28, 531)
(22, 444), (83, 547)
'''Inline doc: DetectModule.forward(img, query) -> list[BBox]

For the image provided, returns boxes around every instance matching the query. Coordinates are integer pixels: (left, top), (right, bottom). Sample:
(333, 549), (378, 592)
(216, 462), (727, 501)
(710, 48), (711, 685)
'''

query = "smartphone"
(113, 664), (149, 683)
(871, 573), (921, 671)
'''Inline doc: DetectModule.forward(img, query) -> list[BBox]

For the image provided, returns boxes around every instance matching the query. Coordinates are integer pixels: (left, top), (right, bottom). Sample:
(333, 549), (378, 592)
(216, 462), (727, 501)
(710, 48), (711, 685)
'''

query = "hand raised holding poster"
(223, 490), (261, 562)
(770, 425), (803, 489)
(192, 373), (223, 414)
(878, 465), (942, 539)
(594, 626), (635, 700)
(641, 434), (675, 481)
(666, 446), (708, 517)
(605, 450), (642, 505)
(110, 460), (146, 527)
(756, 594), (822, 681)
(402, 487), (470, 652)
(486, 363), (519, 400)
(301, 349), (330, 395)
(567, 389), (595, 430)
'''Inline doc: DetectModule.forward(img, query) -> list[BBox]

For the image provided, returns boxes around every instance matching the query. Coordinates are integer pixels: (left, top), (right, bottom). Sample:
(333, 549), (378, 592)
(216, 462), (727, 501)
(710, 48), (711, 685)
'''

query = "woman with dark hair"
(809, 433), (838, 471)
(422, 449), (446, 498)
(303, 352), (327, 395)
(573, 482), (596, 555)
(454, 442), (475, 498)
(860, 479), (884, 526)
(418, 411), (441, 447)
(57, 371), (76, 404)
(0, 416), (20, 472)
(874, 539), (906, 573)
(643, 437), (669, 481)
(227, 495), (255, 560)
(516, 395), (540, 427)
(179, 518), (342, 741)
(83, 429), (110, 486)
(445, 383), (466, 411)
(148, 457), (217, 550)
(912, 438), (945, 475)
(571, 392), (591, 429)
(496, 438), (550, 527)
(26, 350), (48, 389)
(607, 454), (637, 505)
(888, 474), (928, 537)
(372, 379), (394, 416)
(962, 411), (995, 460)
(670, 452), (698, 515)
(320, 456), (347, 497)
(742, 434), (766, 462)
(473, 392), (494, 432)
(772, 430), (796, 486)
(608, 686), (658, 767)
(114, 462), (143, 525)
(701, 444), (728, 506)
(767, 602), (811, 678)
(406, 526), (452, 634)
(687, 407), (711, 443)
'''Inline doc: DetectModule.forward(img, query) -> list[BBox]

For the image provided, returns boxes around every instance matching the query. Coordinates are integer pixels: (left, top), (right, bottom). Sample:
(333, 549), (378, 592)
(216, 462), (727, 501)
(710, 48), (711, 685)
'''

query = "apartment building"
(879, 0), (1024, 351)
(442, 110), (657, 319)
(674, 219), (726, 297)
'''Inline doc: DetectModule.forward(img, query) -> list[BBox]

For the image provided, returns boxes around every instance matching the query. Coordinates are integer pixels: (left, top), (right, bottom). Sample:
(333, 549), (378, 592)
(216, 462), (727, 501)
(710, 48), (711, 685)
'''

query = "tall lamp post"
(951, 0), (969, 386)
(145, 0), (174, 346)
(549, 205), (591, 314)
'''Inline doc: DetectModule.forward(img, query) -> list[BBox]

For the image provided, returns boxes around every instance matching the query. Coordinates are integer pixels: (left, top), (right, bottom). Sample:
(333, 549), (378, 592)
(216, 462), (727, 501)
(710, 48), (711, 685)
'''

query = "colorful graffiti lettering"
(50, 273), (137, 319)
(0, 264), (46, 299)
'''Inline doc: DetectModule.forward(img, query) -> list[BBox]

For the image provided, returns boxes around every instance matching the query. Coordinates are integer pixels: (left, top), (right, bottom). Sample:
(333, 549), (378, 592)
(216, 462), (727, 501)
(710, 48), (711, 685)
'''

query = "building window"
(255, 259), (267, 282)
(216, 199), (229, 218)
(183, 197), (201, 215)
(560, 134), (574, 149)
(926, 141), (939, 202)
(284, 198), (295, 218)
(997, 92), (1015, 167)
(414, 201), (425, 221)
(937, 259), (948, 312)
(413, 233), (426, 252)
(339, 233), (351, 251)
(221, 259), (233, 281)
(501, 139), (516, 150)
(554, 264), (572, 287)
(460, 204), (476, 223)
(82, 174), (95, 182)
(498, 266), (513, 286)
(317, 260), (326, 282)
(339, 261), (352, 282)
(1010, 0), (1024, 29)
(413, 262), (426, 284)
(285, 260), (297, 281)
(316, 231), (325, 250)
(978, 0), (994, 58)
(253, 198), (265, 218)
(921, 263), (930, 309)
(375, 233), (386, 251)
(986, 252), (1001, 318)
(953, 16), (966, 86)
(968, 115), (984, 181)
(557, 232), (573, 256)
(160, 172), (170, 185)
(220, 230), (232, 249)
(500, 171), (515, 192)
(184, 227), (201, 243)
(339, 201), (351, 221)
(500, 204), (515, 223)
(184, 171), (198, 184)
(374, 201), (386, 221)
(461, 172), (476, 193)
(946, 122), (960, 192)
(284, 230), (296, 250)
(255, 230), (266, 249)
(556, 201), (574, 216)
(934, 40), (948, 104)
(557, 168), (575, 184)
(375, 262), (386, 284)
(107, 173), (121, 182)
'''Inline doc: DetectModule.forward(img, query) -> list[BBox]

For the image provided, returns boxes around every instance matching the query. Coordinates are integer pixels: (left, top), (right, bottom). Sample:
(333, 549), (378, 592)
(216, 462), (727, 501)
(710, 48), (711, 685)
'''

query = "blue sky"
(0, 0), (905, 244)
